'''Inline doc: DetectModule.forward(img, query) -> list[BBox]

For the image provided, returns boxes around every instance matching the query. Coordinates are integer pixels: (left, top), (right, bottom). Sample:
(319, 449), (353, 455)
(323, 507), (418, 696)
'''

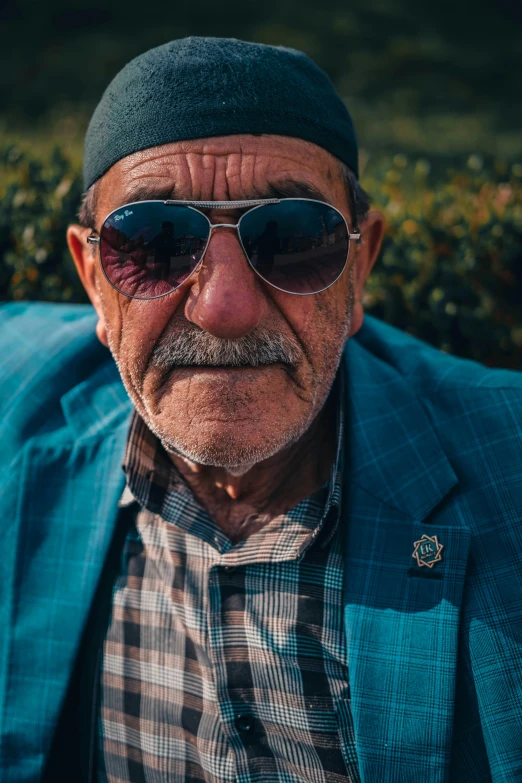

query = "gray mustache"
(150, 326), (302, 369)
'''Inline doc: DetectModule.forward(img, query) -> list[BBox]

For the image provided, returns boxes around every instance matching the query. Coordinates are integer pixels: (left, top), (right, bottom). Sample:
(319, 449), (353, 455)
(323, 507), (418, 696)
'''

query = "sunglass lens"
(239, 200), (349, 294)
(99, 203), (209, 298)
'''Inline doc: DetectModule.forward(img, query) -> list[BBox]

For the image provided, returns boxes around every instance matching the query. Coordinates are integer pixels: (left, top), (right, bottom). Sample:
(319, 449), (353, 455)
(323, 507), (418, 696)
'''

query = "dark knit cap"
(83, 36), (359, 190)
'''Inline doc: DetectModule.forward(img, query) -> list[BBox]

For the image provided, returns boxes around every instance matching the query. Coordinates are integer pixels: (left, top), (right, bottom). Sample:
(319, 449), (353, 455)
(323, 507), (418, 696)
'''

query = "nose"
(184, 226), (269, 339)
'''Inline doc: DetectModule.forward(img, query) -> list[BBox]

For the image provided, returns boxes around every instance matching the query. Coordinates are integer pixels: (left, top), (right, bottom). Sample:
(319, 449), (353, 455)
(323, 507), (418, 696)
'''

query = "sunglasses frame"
(87, 197), (362, 300)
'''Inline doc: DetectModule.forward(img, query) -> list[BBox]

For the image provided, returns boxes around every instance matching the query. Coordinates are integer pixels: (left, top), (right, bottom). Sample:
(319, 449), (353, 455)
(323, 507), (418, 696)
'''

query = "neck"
(167, 393), (338, 542)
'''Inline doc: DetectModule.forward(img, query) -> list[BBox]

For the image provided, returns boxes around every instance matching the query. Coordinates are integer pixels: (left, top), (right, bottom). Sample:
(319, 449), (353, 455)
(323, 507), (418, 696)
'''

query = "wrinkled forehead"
(95, 134), (349, 216)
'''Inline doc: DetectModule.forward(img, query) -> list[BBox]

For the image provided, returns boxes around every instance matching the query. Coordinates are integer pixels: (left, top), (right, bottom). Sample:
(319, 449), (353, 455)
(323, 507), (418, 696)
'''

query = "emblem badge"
(412, 534), (444, 568)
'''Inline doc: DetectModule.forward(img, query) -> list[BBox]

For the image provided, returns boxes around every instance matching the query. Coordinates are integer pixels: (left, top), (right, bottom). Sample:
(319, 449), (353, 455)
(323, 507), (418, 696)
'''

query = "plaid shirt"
(99, 377), (360, 783)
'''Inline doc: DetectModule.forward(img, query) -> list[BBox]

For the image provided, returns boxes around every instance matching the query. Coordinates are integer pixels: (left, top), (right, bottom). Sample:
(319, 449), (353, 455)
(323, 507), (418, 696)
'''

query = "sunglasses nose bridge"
(208, 222), (241, 232)
(201, 222), (247, 263)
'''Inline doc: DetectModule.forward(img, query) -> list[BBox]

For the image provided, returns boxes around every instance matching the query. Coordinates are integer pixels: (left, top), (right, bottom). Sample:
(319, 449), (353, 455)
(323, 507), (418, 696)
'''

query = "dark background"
(1, 0), (521, 164)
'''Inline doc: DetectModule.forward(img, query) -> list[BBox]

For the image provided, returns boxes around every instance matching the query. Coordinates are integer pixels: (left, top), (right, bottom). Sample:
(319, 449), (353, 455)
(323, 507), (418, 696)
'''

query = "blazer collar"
(342, 335), (458, 521)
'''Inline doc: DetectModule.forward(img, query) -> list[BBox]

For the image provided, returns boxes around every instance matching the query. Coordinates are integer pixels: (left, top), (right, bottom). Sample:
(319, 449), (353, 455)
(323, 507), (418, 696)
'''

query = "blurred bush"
(0, 145), (87, 304)
(363, 154), (522, 368)
(1, 143), (521, 368)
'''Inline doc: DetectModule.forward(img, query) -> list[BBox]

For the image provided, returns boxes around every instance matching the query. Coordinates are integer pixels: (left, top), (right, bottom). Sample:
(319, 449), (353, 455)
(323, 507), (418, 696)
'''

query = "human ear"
(349, 210), (386, 336)
(66, 224), (109, 347)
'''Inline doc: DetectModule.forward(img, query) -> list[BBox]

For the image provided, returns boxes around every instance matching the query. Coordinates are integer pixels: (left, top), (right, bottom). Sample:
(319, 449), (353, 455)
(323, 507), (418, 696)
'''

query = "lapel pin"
(412, 534), (444, 568)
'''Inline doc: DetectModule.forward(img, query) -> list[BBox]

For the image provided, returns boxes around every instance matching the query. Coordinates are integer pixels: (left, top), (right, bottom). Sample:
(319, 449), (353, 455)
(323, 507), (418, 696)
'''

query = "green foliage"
(362, 154), (522, 368)
(1, 144), (522, 369)
(0, 144), (88, 304)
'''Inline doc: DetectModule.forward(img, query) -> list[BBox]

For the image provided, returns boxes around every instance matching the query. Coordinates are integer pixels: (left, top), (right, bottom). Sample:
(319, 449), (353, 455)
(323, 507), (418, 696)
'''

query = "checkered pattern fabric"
(98, 382), (360, 783)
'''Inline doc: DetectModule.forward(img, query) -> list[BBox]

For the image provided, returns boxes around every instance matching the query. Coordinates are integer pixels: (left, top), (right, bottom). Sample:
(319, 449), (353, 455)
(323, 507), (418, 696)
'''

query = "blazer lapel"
(342, 339), (470, 783)
(0, 360), (132, 780)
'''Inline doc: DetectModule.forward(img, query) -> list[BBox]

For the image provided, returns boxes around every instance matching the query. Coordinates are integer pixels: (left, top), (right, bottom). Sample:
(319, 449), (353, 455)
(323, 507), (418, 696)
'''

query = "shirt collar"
(306, 363), (345, 551)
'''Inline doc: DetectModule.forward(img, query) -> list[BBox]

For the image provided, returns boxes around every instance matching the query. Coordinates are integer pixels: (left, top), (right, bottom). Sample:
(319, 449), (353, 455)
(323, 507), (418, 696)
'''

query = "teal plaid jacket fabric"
(1, 302), (521, 782)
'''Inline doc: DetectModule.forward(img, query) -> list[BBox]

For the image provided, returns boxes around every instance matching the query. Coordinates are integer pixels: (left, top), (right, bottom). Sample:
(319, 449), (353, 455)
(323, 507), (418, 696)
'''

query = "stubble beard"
(101, 269), (354, 474)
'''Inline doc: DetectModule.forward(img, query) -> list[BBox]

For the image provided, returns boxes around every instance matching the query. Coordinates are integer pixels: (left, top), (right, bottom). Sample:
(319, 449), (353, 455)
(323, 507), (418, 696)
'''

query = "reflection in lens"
(240, 200), (349, 294)
(100, 203), (209, 298)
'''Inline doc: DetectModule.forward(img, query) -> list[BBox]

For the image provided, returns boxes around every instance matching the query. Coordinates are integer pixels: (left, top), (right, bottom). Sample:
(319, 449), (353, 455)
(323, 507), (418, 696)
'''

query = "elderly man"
(1, 37), (521, 783)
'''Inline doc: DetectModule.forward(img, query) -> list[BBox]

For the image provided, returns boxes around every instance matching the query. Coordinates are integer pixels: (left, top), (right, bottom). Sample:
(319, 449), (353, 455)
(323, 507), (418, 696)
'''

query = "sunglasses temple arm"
(346, 178), (363, 242)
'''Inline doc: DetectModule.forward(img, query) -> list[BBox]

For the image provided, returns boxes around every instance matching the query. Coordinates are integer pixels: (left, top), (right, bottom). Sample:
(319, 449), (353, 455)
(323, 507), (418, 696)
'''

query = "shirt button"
(234, 714), (254, 733)
(223, 565), (235, 572)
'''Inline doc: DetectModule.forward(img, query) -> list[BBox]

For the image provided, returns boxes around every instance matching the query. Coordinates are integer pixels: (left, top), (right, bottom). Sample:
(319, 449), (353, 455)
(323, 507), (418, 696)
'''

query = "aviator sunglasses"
(87, 197), (361, 299)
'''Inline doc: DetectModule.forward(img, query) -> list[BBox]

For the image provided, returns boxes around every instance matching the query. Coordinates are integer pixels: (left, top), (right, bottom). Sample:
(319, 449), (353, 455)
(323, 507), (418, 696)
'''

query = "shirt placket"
(102, 372), (347, 783)
(203, 531), (311, 783)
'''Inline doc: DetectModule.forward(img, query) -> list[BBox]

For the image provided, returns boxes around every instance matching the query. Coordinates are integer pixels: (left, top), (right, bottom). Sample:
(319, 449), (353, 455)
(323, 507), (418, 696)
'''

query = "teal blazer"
(1, 302), (521, 782)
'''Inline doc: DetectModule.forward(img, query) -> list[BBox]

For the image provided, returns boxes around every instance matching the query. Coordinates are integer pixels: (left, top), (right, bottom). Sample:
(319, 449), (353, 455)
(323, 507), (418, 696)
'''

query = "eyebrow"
(118, 177), (330, 206)
(263, 179), (330, 202)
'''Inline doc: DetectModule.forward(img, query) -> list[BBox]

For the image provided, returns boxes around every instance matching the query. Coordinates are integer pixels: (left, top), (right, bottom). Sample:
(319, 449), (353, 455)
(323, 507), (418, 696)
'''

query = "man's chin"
(156, 417), (309, 474)
(145, 364), (305, 430)
(137, 363), (316, 472)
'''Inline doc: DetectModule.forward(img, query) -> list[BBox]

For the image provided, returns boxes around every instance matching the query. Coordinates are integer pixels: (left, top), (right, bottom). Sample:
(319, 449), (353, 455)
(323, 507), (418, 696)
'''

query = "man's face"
(69, 135), (384, 472)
